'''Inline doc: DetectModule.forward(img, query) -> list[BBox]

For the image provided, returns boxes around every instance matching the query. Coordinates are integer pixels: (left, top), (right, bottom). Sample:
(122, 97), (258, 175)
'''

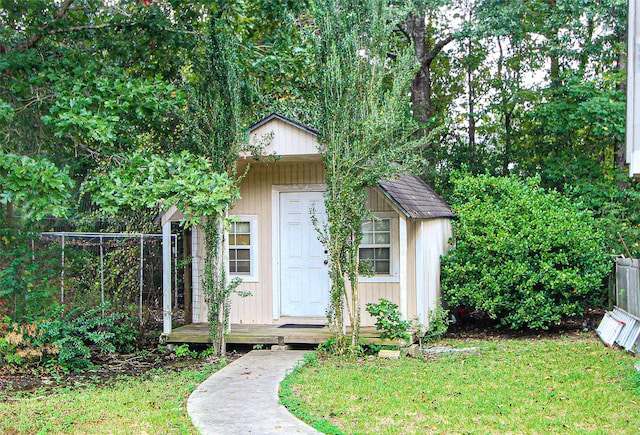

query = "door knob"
(324, 260), (328, 265)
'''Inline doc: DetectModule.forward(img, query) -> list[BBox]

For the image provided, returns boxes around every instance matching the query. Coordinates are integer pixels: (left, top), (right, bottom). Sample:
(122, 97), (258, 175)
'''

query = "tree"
(0, 153), (73, 222)
(83, 150), (239, 349)
(183, 10), (248, 355)
(312, 0), (422, 352)
(0, 0), (196, 162)
(397, 0), (458, 131)
(0, 153), (75, 322)
(87, 5), (249, 355)
(441, 173), (611, 329)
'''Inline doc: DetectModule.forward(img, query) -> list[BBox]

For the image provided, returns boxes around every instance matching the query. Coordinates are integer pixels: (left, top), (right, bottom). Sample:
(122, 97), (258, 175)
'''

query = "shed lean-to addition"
(159, 113), (454, 343)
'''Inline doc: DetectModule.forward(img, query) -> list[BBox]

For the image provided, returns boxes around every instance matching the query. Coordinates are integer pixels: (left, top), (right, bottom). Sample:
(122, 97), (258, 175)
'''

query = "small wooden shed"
(159, 113), (454, 342)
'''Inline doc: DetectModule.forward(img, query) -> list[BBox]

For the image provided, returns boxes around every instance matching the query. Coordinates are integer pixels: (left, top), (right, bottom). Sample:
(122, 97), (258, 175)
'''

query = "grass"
(281, 336), (640, 434)
(0, 359), (226, 434)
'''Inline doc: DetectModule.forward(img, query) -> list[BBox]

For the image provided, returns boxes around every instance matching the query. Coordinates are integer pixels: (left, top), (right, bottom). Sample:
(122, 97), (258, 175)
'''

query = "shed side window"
(360, 218), (391, 275)
(229, 221), (251, 275)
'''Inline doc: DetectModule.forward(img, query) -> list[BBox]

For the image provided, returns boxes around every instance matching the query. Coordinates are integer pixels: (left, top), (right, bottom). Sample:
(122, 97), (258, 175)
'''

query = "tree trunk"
(544, 0), (561, 87)
(203, 214), (230, 356)
(6, 202), (14, 227)
(348, 240), (361, 349)
(406, 13), (431, 128)
(401, 12), (454, 134)
(614, 14), (628, 189)
(467, 37), (476, 168)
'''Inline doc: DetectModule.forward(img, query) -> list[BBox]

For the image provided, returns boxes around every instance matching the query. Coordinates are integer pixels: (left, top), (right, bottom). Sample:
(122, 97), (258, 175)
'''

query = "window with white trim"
(228, 216), (258, 281)
(360, 218), (392, 275)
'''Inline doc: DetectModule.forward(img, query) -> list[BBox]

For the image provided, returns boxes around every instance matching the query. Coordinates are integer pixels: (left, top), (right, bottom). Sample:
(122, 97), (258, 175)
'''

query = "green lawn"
(281, 336), (640, 434)
(0, 359), (225, 434)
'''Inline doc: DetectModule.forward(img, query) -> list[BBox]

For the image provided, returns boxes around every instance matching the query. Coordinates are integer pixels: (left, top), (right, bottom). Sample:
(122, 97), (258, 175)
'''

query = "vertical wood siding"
(197, 161), (327, 324)
(251, 119), (319, 157)
(193, 226), (204, 323)
(359, 282), (402, 326)
(193, 162), (448, 327)
(406, 219), (418, 320)
(417, 218), (453, 324)
(366, 187), (394, 212)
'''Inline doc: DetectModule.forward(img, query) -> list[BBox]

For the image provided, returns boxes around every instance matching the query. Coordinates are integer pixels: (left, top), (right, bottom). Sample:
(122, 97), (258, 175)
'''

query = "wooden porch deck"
(165, 323), (394, 346)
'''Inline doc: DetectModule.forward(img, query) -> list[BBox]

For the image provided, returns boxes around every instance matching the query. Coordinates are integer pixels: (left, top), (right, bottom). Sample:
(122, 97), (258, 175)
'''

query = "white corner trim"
(399, 216), (408, 320)
(271, 189), (281, 320)
(162, 221), (172, 334)
(415, 221), (426, 324)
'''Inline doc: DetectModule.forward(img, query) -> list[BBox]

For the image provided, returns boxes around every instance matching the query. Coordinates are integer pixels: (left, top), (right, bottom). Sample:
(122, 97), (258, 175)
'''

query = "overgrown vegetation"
(0, 304), (137, 372)
(441, 173), (611, 329)
(190, 13), (247, 355)
(365, 298), (412, 342)
(312, 0), (423, 353)
(1, 0), (636, 363)
(0, 221), (61, 324)
(422, 305), (450, 343)
(282, 337), (640, 434)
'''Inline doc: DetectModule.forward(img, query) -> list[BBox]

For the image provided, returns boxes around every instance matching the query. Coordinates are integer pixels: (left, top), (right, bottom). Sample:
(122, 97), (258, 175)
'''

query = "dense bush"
(0, 304), (138, 372)
(441, 173), (611, 329)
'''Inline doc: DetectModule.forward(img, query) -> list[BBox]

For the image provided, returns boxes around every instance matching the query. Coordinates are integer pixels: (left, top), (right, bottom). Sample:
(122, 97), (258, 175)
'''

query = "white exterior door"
(279, 191), (329, 317)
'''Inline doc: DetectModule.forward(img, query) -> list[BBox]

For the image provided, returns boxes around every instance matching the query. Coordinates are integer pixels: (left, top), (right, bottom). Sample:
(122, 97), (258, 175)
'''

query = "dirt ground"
(0, 341), (249, 396)
(444, 308), (604, 340)
(1, 310), (605, 396)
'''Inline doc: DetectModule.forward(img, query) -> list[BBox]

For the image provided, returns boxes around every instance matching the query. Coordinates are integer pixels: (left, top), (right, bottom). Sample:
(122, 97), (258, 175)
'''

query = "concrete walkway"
(187, 350), (320, 434)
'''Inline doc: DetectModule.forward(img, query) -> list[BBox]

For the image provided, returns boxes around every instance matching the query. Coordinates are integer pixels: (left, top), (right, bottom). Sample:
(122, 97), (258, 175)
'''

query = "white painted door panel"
(280, 192), (329, 317)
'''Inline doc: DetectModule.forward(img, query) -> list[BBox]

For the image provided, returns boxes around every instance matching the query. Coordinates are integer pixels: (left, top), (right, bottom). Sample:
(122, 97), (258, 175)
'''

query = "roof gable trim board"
(249, 113), (318, 136)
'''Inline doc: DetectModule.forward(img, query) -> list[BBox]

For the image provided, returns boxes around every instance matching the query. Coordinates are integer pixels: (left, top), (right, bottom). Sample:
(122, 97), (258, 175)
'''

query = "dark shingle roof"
(379, 175), (454, 219)
(249, 113), (318, 136)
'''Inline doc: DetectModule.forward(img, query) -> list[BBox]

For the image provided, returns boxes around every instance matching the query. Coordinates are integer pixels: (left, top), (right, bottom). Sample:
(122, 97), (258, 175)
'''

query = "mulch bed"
(444, 308), (604, 340)
(0, 345), (244, 396)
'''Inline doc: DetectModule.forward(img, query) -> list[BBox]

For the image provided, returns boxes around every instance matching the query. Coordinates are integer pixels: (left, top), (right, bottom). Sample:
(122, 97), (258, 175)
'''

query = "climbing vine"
(184, 11), (247, 355)
(312, 0), (423, 353)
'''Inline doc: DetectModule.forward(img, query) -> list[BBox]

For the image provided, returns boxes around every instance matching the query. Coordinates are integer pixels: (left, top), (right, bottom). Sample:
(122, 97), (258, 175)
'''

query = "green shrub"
(0, 306), (138, 371)
(173, 343), (197, 359)
(316, 337), (339, 355)
(33, 304), (138, 371)
(365, 298), (412, 341)
(0, 322), (59, 366)
(441, 173), (611, 329)
(422, 305), (450, 343)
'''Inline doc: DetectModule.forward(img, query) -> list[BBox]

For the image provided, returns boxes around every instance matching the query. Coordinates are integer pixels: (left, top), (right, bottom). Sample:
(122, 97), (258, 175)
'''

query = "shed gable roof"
(245, 113), (320, 161)
(379, 175), (454, 219)
(249, 113), (318, 136)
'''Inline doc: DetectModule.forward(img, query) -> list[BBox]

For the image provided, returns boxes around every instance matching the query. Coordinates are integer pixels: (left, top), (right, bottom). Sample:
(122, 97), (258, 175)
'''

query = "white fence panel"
(616, 258), (640, 318)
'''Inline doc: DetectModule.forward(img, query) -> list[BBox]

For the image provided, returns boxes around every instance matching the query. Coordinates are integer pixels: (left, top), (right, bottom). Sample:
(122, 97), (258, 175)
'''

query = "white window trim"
(228, 215), (259, 282)
(359, 212), (400, 283)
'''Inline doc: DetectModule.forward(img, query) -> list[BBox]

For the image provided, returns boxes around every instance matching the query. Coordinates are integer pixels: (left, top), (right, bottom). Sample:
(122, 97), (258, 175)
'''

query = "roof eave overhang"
(377, 185), (411, 218)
